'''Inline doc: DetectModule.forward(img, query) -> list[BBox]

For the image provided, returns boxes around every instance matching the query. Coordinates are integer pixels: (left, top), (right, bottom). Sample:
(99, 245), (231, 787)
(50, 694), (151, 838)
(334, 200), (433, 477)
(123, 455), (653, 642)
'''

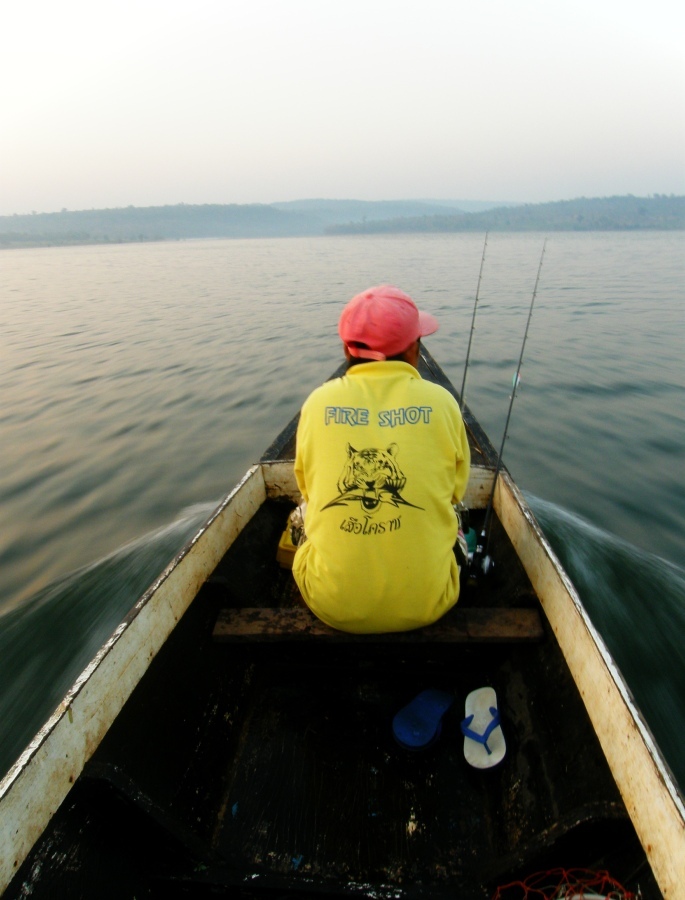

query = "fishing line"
(459, 232), (488, 412)
(469, 240), (546, 580)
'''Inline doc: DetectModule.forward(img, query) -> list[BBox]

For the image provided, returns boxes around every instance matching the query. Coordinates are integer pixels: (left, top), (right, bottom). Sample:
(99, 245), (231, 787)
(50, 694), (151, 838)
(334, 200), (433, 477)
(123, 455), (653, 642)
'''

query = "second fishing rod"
(468, 240), (547, 582)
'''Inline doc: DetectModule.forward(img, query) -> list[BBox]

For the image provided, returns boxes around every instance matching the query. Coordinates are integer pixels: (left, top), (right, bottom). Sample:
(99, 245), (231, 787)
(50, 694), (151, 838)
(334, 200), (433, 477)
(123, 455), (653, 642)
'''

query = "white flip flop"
(461, 686), (506, 768)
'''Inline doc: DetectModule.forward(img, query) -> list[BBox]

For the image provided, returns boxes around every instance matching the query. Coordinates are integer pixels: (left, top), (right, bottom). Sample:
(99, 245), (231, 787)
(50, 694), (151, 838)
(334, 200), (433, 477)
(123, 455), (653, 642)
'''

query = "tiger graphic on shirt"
(322, 442), (422, 514)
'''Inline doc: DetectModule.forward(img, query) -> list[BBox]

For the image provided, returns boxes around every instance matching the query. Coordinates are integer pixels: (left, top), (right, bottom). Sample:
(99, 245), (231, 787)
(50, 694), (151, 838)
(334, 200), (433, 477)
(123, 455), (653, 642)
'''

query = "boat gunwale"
(0, 463), (268, 892)
(493, 469), (685, 895)
(502, 471), (684, 802)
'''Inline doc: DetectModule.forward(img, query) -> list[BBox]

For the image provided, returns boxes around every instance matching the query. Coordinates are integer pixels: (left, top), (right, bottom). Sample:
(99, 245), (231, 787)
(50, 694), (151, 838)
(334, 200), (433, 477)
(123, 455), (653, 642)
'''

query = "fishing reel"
(467, 530), (495, 585)
(455, 504), (493, 584)
(472, 550), (494, 578)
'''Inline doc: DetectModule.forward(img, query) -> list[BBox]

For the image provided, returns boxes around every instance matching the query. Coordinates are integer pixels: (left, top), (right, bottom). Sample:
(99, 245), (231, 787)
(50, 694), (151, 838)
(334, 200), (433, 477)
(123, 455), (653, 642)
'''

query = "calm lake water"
(1, 232), (684, 788)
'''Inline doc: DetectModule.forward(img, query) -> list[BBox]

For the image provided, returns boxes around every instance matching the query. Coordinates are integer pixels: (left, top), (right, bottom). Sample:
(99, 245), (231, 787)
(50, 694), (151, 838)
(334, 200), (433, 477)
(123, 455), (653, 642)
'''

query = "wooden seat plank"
(212, 606), (543, 643)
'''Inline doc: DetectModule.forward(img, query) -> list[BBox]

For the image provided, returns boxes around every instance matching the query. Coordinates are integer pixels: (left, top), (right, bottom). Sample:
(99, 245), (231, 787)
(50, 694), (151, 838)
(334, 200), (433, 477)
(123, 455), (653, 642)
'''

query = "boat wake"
(3, 492), (683, 796)
(527, 493), (685, 792)
(0, 501), (218, 781)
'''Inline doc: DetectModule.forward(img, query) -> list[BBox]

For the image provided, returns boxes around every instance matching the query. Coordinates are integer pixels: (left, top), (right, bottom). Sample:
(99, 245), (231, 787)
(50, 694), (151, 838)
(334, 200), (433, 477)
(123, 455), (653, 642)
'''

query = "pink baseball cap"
(338, 285), (439, 361)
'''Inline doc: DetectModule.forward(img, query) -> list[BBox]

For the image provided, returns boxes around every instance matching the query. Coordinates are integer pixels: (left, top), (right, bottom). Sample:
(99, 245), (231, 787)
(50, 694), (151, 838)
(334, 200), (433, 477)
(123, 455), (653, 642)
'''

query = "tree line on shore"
(327, 195), (684, 235)
(1, 195), (682, 249)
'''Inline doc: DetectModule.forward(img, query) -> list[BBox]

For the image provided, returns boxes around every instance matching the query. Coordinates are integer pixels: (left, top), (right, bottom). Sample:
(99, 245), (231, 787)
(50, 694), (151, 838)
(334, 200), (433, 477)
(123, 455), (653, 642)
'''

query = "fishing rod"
(469, 240), (547, 580)
(459, 232), (489, 412)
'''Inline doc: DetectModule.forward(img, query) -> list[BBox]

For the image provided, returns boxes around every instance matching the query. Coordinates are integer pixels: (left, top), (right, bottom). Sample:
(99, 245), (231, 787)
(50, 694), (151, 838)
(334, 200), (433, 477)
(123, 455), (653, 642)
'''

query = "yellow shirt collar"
(345, 360), (421, 380)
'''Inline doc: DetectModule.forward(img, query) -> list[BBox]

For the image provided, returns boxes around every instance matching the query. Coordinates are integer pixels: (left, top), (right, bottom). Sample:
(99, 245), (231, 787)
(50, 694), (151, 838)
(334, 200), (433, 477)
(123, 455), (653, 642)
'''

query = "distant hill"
(327, 195), (685, 234)
(0, 200), (467, 248)
(0, 196), (682, 248)
(0, 204), (312, 248)
(271, 198), (467, 226)
(271, 198), (511, 218)
(412, 199), (517, 213)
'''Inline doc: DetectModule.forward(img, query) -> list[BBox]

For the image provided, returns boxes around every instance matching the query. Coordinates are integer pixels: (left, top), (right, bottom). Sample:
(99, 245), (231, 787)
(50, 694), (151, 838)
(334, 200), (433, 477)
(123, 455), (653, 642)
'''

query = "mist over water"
(1, 232), (683, 785)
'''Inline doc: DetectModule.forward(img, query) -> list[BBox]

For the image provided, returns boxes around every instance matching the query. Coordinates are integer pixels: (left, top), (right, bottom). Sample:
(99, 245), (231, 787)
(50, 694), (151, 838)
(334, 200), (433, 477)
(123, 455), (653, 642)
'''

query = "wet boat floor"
(165, 637), (647, 898)
(214, 653), (509, 886)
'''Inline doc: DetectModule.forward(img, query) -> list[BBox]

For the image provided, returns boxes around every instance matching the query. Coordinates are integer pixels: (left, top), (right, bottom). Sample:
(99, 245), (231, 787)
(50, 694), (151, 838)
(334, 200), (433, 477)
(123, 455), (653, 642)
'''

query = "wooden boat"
(1, 348), (683, 899)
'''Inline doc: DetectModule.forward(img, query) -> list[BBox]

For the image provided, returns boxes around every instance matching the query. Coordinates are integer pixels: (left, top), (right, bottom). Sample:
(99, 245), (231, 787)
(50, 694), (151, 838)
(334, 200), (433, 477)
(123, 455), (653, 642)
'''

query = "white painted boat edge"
(495, 471), (685, 898)
(0, 464), (266, 893)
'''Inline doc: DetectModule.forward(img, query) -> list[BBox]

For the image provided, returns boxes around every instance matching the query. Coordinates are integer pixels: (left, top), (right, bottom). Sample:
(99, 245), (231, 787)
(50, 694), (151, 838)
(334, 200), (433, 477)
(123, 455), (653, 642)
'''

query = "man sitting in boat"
(292, 285), (470, 633)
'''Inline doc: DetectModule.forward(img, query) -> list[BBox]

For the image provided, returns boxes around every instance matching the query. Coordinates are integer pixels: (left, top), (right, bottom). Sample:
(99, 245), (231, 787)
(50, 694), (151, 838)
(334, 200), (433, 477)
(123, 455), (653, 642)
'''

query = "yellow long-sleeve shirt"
(293, 361), (470, 633)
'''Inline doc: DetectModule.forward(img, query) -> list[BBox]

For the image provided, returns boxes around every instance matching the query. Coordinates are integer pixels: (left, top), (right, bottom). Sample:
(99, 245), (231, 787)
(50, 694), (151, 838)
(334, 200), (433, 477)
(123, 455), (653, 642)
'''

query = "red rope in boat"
(492, 867), (638, 900)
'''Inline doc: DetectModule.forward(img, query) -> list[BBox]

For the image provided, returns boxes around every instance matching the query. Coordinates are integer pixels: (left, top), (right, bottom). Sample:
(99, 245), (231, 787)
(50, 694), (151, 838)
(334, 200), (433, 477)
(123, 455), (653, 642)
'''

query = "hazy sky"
(2, 0), (684, 215)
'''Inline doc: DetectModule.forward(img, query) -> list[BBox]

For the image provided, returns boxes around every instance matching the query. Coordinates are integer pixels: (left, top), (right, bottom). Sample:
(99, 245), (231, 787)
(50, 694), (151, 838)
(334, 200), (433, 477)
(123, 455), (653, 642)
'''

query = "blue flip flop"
(392, 689), (454, 750)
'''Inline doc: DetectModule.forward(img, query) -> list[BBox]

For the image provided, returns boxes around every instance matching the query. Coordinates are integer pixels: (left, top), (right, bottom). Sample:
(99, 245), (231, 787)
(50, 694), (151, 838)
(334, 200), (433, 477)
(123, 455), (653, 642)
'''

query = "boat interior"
(3, 352), (661, 899)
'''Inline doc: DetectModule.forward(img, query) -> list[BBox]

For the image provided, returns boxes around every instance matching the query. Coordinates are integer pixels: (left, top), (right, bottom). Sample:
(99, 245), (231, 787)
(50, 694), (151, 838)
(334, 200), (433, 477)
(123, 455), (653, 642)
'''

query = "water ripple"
(529, 494), (685, 790)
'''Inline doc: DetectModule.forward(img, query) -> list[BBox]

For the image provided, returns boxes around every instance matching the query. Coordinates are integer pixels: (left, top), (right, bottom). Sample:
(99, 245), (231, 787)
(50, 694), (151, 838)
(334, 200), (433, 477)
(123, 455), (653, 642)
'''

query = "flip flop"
(392, 689), (454, 750)
(461, 687), (506, 768)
